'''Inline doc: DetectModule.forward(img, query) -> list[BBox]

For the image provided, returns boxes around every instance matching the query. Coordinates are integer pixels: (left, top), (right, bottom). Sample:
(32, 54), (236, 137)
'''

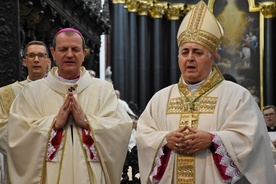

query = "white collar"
(183, 69), (212, 93)
(55, 70), (81, 84)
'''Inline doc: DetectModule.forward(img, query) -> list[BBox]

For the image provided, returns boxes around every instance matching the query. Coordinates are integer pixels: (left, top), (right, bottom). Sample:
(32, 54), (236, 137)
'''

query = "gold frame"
(208, 0), (264, 107)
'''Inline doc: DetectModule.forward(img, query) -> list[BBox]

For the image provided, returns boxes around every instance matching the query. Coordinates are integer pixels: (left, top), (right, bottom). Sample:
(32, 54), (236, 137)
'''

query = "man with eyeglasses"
(0, 40), (51, 184)
(263, 105), (276, 150)
(7, 28), (132, 184)
(263, 105), (276, 132)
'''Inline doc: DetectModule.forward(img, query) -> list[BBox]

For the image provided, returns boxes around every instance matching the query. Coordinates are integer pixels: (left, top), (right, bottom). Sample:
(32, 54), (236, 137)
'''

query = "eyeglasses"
(25, 53), (48, 60)
(264, 113), (276, 118)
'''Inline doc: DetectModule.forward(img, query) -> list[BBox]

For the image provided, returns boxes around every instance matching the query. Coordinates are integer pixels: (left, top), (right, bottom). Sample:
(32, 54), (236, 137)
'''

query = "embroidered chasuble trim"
(43, 118), (67, 183)
(86, 116), (103, 180)
(75, 95), (97, 161)
(167, 65), (224, 184)
(77, 124), (95, 181)
(0, 85), (16, 114)
(57, 125), (68, 183)
(42, 118), (60, 183)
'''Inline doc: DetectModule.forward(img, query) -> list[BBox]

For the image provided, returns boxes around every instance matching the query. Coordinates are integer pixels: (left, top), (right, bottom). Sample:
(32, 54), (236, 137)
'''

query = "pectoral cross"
(68, 84), (78, 92)
(68, 87), (75, 92)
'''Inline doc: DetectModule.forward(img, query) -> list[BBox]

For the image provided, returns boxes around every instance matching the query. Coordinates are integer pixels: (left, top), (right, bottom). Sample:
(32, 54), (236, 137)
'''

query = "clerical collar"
(183, 69), (212, 93)
(55, 70), (81, 84)
(26, 76), (33, 83)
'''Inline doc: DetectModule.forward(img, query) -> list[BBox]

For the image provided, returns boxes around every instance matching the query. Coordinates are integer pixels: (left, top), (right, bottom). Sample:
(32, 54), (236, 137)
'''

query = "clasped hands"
(165, 126), (212, 154)
(54, 92), (88, 129)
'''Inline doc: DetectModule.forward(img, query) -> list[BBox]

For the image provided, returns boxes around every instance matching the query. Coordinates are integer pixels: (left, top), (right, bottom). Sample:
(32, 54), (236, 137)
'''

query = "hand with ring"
(182, 126), (213, 154)
(165, 127), (186, 150)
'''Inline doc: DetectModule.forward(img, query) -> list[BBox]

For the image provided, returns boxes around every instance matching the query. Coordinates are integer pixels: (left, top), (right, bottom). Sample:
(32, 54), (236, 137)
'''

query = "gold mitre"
(177, 1), (224, 53)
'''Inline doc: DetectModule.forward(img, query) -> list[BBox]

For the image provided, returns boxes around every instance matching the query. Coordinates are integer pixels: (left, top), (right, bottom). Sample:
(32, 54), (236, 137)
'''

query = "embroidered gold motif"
(167, 65), (224, 184)
(177, 154), (194, 184)
(178, 29), (219, 54)
(177, 1), (222, 53)
(167, 96), (218, 114)
(0, 85), (15, 114)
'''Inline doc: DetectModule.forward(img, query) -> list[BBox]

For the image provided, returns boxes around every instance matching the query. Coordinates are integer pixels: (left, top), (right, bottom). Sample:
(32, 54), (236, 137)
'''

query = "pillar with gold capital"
(166, 3), (188, 85)
(111, 0), (128, 99)
(260, 1), (276, 106)
(125, 0), (139, 104)
(137, 0), (152, 109)
(149, 2), (167, 93)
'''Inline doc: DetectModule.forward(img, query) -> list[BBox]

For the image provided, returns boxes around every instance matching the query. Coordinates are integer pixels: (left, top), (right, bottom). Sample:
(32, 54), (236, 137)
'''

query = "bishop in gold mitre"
(136, 1), (276, 184)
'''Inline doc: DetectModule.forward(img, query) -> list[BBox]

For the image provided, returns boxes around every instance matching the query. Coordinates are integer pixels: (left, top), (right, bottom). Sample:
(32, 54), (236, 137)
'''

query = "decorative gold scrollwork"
(259, 2), (276, 18)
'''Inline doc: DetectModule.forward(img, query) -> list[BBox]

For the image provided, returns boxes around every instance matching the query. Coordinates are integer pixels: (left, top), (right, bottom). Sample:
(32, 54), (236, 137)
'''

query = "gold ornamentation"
(112, 0), (271, 20)
(0, 85), (15, 114)
(177, 155), (195, 184)
(112, 0), (125, 4)
(149, 2), (167, 18)
(178, 29), (220, 54)
(177, 1), (223, 53)
(137, 0), (153, 16)
(111, 0), (191, 20)
(259, 2), (276, 18)
(125, 0), (139, 12)
(165, 3), (185, 20)
(167, 65), (224, 184)
(167, 96), (218, 114)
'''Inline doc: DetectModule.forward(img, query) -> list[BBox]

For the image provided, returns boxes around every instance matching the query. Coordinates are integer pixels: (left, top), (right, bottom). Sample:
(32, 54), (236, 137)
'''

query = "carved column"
(260, 2), (276, 106)
(110, 0), (128, 99)
(166, 3), (184, 84)
(137, 1), (152, 109)
(126, 1), (139, 103)
(0, 0), (20, 87)
(150, 2), (167, 93)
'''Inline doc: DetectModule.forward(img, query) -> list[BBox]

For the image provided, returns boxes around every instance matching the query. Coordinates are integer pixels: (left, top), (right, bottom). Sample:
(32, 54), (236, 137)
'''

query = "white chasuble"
(7, 67), (132, 184)
(136, 66), (276, 184)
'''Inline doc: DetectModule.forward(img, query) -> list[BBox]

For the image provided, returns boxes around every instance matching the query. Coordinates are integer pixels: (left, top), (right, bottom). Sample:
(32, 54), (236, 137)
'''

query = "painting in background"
(212, 0), (260, 106)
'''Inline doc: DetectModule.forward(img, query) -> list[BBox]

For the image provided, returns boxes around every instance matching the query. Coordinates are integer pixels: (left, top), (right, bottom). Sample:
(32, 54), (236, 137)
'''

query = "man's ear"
(22, 58), (27, 67)
(50, 47), (55, 61)
(47, 58), (52, 70)
(211, 53), (216, 61)
(84, 48), (88, 56)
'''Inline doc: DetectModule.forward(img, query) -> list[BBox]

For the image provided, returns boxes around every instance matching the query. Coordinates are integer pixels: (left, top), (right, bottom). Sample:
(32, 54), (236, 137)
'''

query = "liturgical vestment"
(0, 79), (30, 184)
(136, 67), (276, 184)
(0, 79), (30, 153)
(7, 67), (132, 184)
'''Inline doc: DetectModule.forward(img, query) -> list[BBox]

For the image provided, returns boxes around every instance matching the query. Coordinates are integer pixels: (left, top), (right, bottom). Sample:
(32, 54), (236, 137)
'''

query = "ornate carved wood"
(0, 0), (21, 86)
(0, 0), (110, 86)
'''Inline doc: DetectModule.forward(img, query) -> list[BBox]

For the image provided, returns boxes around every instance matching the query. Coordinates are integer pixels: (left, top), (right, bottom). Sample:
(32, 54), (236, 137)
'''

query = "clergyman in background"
(263, 105), (276, 149)
(0, 40), (51, 184)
